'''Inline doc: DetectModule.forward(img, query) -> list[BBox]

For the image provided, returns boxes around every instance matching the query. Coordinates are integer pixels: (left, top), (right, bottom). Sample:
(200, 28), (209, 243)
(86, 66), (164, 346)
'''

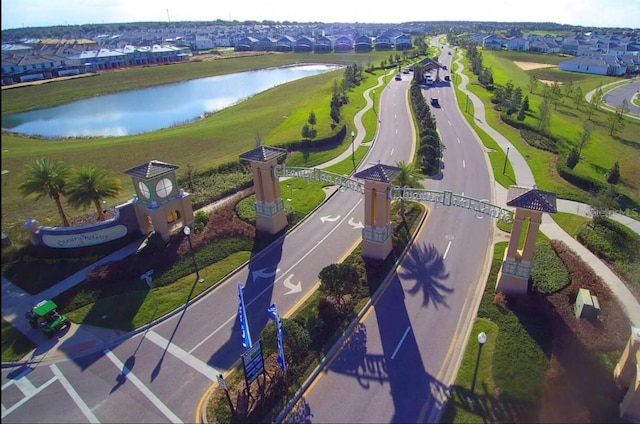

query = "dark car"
(395, 73), (402, 81)
(430, 97), (440, 107)
(444, 75), (451, 81)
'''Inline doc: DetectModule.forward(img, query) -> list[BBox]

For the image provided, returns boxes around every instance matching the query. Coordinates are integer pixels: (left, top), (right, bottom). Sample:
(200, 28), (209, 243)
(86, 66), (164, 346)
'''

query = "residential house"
(507, 37), (529, 51)
(394, 34), (412, 50)
(314, 35), (332, 53)
(558, 56), (612, 76)
(354, 35), (373, 52)
(255, 37), (277, 51)
(294, 36), (314, 52)
(275, 35), (296, 52)
(482, 34), (505, 50)
(374, 32), (394, 50)
(333, 35), (353, 52)
(234, 36), (258, 51)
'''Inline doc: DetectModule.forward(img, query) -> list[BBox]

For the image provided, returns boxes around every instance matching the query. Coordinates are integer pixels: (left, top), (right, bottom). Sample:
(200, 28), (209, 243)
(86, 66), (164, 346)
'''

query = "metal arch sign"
(274, 164), (365, 194)
(273, 165), (512, 222)
(391, 186), (513, 223)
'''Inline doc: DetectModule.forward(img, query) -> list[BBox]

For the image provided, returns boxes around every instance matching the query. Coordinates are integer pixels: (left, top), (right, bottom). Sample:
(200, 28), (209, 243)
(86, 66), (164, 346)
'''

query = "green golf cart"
(25, 300), (70, 338)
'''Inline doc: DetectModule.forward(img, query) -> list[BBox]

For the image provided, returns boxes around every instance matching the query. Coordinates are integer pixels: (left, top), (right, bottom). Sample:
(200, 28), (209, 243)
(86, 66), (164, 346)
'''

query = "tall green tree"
(394, 161), (424, 223)
(318, 263), (361, 309)
(18, 158), (71, 227)
(577, 121), (594, 155)
(65, 166), (122, 221)
(537, 96), (552, 135)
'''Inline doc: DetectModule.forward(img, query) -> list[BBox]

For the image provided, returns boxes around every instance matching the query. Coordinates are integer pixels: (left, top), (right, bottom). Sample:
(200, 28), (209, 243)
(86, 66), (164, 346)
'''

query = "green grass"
(443, 241), (551, 423)
(551, 211), (591, 237)
(2, 318), (37, 362)
(455, 50), (640, 210)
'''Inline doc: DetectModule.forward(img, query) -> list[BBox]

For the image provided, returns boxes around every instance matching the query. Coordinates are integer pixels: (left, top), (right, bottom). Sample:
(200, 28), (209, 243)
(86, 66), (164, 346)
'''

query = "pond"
(1, 64), (342, 138)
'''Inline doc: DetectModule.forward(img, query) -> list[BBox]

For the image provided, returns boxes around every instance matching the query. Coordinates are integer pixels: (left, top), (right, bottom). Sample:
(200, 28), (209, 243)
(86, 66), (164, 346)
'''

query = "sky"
(2, 0), (639, 30)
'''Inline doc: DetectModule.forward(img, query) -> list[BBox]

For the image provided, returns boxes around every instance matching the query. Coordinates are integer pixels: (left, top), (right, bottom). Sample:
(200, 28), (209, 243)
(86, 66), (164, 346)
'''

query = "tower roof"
(124, 160), (179, 180)
(354, 163), (402, 183)
(240, 145), (288, 162)
(506, 185), (557, 213)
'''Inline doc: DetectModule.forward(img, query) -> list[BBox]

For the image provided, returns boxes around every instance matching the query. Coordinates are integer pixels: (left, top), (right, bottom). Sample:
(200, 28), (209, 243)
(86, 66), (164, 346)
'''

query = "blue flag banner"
(267, 303), (286, 372)
(238, 284), (252, 349)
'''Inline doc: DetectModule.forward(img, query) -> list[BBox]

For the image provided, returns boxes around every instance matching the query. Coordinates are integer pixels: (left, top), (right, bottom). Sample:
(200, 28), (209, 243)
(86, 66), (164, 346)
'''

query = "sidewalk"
(455, 53), (640, 327)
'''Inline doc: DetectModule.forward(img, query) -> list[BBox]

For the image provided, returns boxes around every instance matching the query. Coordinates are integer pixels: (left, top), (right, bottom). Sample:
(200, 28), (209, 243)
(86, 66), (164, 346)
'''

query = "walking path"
(454, 51), (640, 327)
(2, 63), (639, 366)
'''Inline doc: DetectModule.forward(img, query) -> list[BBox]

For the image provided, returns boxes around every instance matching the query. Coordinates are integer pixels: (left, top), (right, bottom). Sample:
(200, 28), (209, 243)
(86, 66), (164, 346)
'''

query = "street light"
(351, 130), (355, 162)
(470, 332), (488, 400)
(502, 145), (510, 175)
(183, 225), (204, 283)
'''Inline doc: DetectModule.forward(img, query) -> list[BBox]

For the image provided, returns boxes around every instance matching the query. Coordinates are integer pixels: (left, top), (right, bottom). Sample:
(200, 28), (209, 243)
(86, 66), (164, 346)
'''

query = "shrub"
(566, 147), (580, 169)
(606, 161), (620, 184)
(530, 242), (570, 294)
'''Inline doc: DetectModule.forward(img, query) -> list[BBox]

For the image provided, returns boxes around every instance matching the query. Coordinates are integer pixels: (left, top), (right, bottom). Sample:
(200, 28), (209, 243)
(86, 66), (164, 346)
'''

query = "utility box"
(574, 288), (601, 319)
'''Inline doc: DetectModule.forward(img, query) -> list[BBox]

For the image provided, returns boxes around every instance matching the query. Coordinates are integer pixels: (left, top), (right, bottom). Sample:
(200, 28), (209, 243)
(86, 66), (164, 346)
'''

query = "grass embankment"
(0, 51), (402, 237)
(456, 50), (639, 210)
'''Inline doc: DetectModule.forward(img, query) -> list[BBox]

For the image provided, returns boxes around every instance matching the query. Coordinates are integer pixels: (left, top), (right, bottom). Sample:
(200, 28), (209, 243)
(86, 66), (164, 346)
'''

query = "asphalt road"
(1, 41), (496, 424)
(288, 43), (495, 423)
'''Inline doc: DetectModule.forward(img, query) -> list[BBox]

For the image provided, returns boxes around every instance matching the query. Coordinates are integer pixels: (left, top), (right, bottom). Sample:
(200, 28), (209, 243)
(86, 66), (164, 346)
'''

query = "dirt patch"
(514, 61), (557, 71)
(540, 79), (563, 86)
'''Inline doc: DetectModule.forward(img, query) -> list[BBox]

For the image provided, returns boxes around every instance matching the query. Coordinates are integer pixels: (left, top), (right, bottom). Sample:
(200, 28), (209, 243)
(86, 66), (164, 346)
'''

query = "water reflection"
(2, 64), (341, 138)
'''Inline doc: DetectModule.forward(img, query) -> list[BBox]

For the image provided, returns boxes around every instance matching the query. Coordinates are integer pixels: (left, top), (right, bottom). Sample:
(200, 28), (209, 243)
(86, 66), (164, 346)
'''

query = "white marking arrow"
(283, 274), (302, 295)
(252, 267), (280, 280)
(348, 217), (364, 229)
(320, 215), (341, 223)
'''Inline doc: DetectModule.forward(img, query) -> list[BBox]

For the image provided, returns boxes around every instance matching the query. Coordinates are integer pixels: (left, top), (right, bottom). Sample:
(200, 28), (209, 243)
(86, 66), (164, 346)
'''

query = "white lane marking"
(457, 137), (460, 144)
(462, 160), (466, 169)
(144, 330), (221, 381)
(104, 349), (182, 423)
(51, 364), (100, 423)
(1, 377), (56, 419)
(443, 240), (453, 260)
(391, 326), (412, 360)
(448, 120), (452, 126)
(190, 199), (364, 354)
(12, 376), (37, 396)
(390, 148), (394, 156)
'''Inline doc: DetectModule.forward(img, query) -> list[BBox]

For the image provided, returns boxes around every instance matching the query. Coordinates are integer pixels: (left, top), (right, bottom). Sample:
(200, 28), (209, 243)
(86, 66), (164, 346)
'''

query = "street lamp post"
(351, 130), (355, 162)
(470, 332), (488, 400)
(503, 145), (510, 175)
(183, 225), (204, 283)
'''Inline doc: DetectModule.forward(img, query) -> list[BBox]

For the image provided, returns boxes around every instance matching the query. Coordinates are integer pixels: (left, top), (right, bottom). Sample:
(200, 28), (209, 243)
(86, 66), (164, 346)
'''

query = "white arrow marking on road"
(284, 274), (302, 295)
(348, 217), (364, 229)
(252, 267), (280, 280)
(320, 215), (341, 223)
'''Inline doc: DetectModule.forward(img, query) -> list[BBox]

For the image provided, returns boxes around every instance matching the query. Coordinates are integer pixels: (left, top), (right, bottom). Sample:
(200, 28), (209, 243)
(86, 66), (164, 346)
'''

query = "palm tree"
(65, 166), (122, 221)
(394, 161), (424, 224)
(18, 158), (71, 227)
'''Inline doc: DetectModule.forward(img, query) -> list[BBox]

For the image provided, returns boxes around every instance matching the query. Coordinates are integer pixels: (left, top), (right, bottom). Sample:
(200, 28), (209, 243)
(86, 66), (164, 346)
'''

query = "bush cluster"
(530, 241), (570, 294)
(410, 84), (440, 175)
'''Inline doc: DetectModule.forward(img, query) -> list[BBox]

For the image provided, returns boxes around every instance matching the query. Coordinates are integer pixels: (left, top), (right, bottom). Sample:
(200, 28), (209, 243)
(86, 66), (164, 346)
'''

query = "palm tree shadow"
(398, 242), (452, 309)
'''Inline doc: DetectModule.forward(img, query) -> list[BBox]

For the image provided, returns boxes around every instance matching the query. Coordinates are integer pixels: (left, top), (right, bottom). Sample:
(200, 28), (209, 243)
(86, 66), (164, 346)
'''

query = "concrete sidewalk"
(455, 52), (640, 327)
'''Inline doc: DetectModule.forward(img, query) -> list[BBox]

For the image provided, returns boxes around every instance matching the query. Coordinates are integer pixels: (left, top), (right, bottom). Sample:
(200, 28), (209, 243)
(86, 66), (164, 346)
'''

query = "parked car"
(26, 300), (70, 338)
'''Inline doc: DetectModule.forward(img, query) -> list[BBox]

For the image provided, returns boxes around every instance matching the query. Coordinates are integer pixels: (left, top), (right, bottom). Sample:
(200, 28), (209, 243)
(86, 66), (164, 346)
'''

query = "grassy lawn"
(551, 211), (591, 237)
(0, 51), (417, 238)
(1, 318), (37, 362)
(456, 50), (640, 208)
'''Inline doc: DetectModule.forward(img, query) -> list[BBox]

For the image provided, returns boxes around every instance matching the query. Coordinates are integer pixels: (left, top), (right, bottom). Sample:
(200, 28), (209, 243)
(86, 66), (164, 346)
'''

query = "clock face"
(155, 178), (173, 198)
(138, 181), (150, 199)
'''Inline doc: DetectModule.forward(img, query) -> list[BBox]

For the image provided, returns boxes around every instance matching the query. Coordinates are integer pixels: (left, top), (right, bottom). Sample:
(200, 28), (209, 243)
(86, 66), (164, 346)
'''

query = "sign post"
(241, 340), (265, 397)
(217, 374), (235, 414)
(140, 270), (157, 311)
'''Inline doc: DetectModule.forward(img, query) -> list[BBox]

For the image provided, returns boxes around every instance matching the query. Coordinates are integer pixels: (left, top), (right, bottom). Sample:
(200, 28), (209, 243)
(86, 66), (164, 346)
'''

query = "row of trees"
(410, 84), (441, 175)
(18, 158), (122, 227)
